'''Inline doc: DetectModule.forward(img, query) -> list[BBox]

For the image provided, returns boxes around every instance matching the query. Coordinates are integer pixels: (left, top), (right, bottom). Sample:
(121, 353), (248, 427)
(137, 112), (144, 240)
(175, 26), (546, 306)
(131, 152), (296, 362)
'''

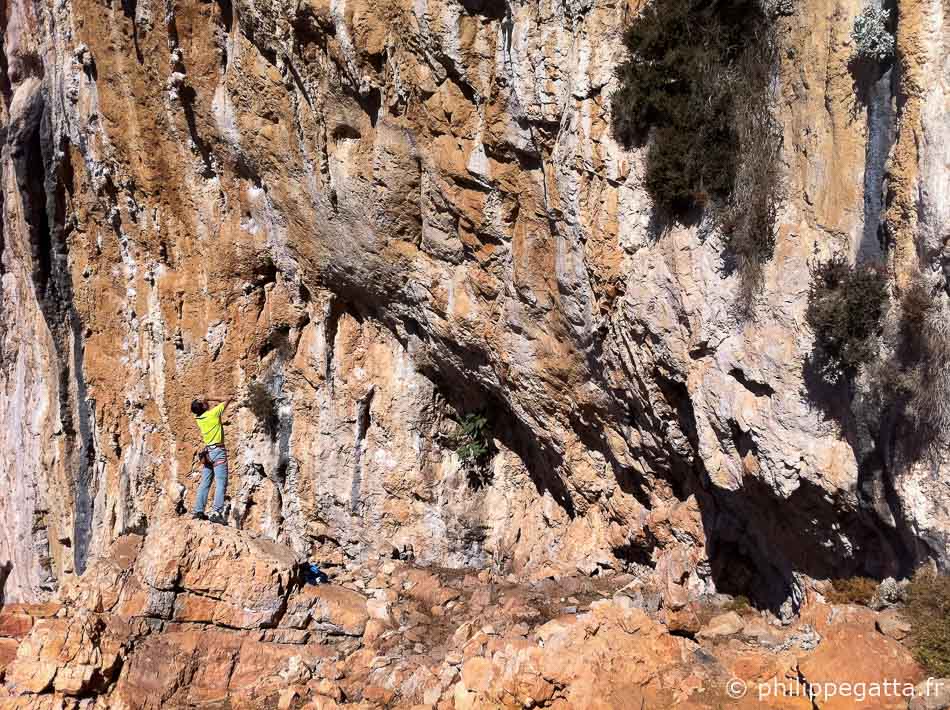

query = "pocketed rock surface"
(0, 522), (925, 709)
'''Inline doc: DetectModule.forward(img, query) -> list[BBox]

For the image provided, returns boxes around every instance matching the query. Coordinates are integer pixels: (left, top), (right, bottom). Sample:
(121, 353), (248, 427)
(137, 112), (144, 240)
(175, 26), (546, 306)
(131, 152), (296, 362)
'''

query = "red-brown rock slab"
(114, 630), (243, 707)
(0, 614), (31, 641)
(281, 585), (369, 636)
(19, 604), (60, 620)
(0, 638), (19, 674)
(0, 603), (59, 621)
(135, 519), (300, 629)
(403, 568), (462, 608)
(171, 592), (221, 625)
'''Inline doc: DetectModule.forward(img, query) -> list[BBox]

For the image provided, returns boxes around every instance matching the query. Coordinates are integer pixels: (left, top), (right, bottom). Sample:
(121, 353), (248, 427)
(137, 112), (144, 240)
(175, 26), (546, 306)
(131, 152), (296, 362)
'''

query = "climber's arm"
(206, 393), (233, 412)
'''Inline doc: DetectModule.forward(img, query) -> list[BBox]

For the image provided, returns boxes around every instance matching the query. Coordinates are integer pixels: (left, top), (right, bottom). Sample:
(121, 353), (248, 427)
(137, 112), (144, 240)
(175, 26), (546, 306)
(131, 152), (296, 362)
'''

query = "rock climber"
(190, 393), (232, 524)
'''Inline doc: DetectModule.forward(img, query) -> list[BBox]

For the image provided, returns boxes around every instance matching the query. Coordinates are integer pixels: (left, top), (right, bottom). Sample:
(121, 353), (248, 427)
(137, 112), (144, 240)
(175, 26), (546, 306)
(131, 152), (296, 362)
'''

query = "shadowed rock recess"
(0, 0), (948, 704)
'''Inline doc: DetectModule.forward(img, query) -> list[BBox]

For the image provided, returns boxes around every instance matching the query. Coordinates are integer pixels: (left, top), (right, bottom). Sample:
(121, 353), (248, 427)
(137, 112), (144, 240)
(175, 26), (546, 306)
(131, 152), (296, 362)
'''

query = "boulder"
(870, 577), (906, 610)
(664, 606), (703, 636)
(4, 613), (129, 697)
(460, 657), (494, 694)
(136, 519), (301, 629)
(60, 534), (144, 614)
(698, 612), (745, 639)
(741, 616), (786, 648)
(615, 582), (663, 614)
(875, 609), (912, 641)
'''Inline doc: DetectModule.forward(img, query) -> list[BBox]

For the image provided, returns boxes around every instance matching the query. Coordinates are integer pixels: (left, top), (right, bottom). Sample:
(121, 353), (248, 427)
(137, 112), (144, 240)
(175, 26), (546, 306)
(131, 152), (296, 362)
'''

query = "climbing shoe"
(191, 512), (206, 521)
(208, 511), (226, 525)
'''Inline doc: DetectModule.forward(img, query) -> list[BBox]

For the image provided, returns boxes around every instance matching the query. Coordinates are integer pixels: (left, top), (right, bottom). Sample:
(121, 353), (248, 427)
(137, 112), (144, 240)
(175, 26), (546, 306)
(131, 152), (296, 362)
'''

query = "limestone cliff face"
(0, 0), (947, 609)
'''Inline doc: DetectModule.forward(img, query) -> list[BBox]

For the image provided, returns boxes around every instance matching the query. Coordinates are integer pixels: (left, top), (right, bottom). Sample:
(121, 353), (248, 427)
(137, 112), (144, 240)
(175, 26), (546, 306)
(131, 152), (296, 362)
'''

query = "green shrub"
(903, 569), (950, 676)
(452, 412), (494, 488)
(826, 576), (878, 605)
(900, 277), (935, 332)
(806, 256), (889, 383)
(454, 412), (490, 465)
(611, 0), (771, 216)
(815, 272), (949, 461)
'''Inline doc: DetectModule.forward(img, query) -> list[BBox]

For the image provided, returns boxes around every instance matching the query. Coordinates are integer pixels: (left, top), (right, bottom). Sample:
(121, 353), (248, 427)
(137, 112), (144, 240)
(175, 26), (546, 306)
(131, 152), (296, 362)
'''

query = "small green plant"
(455, 412), (490, 465)
(826, 576), (878, 605)
(806, 255), (889, 383)
(851, 6), (895, 63)
(452, 412), (494, 489)
(246, 380), (280, 439)
(903, 569), (950, 676)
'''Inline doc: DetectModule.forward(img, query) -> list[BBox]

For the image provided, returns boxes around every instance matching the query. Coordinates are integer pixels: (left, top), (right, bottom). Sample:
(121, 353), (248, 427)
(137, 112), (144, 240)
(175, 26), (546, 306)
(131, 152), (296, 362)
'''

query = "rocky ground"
(0, 519), (938, 709)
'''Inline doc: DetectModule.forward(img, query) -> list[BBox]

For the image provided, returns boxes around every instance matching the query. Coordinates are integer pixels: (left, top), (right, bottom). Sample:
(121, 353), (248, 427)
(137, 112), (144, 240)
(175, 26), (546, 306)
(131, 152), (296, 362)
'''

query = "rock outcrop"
(0, 521), (928, 709)
(0, 0), (948, 629)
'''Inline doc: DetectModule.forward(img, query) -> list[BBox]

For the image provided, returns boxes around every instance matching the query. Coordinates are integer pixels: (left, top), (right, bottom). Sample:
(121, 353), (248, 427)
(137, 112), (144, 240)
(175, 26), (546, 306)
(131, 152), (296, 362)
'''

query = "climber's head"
(191, 399), (208, 416)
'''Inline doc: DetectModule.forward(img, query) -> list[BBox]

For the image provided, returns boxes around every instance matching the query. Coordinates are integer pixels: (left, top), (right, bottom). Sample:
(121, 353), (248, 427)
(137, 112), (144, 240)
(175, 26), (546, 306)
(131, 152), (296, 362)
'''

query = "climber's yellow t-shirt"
(195, 403), (225, 445)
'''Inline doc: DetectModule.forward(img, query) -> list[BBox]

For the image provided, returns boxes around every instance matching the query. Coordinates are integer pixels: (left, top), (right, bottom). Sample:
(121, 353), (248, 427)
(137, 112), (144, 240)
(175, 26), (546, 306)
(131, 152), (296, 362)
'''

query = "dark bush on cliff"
(611, 0), (782, 298)
(612, 0), (771, 212)
(806, 255), (889, 383)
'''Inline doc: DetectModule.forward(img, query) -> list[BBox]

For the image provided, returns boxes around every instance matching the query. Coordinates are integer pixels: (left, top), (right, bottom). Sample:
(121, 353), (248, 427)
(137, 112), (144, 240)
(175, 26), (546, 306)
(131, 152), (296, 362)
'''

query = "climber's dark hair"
(191, 399), (208, 416)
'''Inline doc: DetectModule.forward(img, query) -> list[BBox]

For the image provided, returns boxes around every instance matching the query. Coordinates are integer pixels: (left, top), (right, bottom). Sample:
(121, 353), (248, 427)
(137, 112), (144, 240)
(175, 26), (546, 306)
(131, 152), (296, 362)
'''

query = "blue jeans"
(194, 446), (228, 515)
